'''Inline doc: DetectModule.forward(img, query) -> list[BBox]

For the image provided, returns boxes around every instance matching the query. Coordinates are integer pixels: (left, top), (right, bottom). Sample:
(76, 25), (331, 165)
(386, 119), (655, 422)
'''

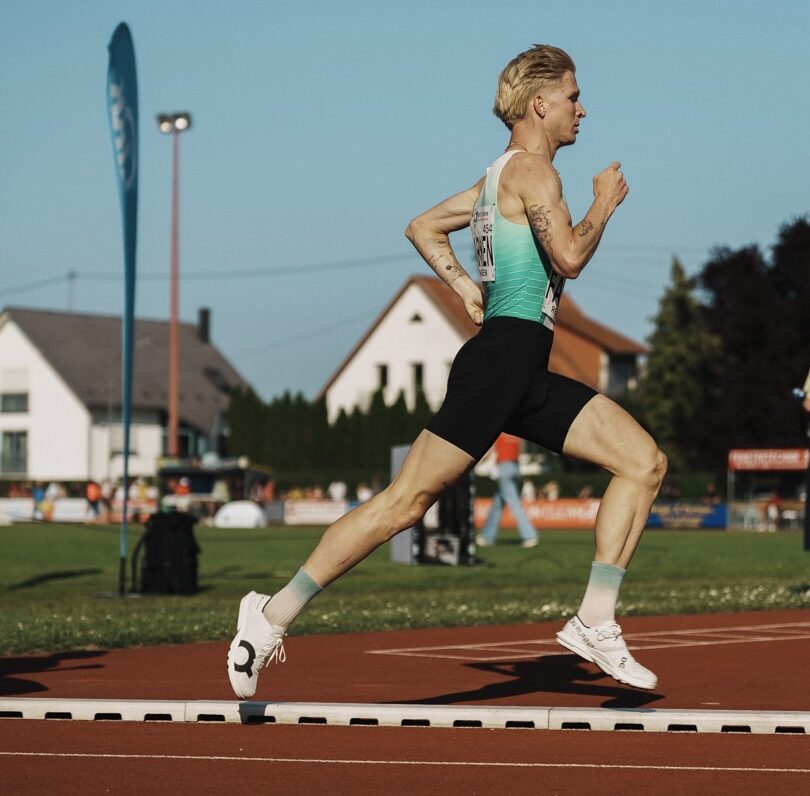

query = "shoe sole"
(556, 630), (657, 691)
(227, 592), (256, 700)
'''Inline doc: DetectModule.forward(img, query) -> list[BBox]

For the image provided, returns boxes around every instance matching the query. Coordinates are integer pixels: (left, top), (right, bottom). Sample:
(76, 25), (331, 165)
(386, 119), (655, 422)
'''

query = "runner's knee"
(374, 486), (434, 540)
(633, 445), (667, 492)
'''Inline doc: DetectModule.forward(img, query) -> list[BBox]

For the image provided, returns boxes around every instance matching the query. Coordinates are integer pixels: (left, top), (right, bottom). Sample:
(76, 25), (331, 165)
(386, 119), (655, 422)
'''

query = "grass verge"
(1, 523), (808, 655)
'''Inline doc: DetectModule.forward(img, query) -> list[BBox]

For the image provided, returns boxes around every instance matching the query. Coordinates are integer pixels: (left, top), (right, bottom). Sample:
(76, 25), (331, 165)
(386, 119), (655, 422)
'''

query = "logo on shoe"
(234, 640), (256, 677)
(573, 620), (594, 648)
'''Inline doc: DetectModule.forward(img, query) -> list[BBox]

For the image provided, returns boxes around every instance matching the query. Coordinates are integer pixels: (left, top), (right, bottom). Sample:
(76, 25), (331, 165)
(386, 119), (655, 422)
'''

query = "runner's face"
(542, 71), (586, 147)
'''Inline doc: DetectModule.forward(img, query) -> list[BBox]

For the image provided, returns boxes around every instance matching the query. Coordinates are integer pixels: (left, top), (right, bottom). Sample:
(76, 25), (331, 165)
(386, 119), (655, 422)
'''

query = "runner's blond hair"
(494, 44), (576, 129)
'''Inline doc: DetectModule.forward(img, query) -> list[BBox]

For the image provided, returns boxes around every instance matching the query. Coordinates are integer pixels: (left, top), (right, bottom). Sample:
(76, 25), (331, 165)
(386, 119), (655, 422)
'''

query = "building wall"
(0, 321), (91, 480)
(550, 325), (603, 390)
(88, 408), (164, 482)
(325, 283), (465, 421)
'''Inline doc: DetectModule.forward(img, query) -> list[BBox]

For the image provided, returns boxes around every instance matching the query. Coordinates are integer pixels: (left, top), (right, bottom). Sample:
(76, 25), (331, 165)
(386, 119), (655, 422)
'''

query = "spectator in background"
(85, 480), (102, 522)
(356, 482), (373, 503)
(100, 478), (113, 522)
(327, 480), (347, 501)
(175, 477), (192, 513)
(477, 433), (538, 548)
(43, 481), (63, 522)
(764, 491), (782, 532)
(703, 482), (722, 505)
(213, 478), (231, 505)
(542, 480), (560, 501)
(32, 483), (45, 521)
(520, 479), (537, 502)
(578, 484), (594, 500)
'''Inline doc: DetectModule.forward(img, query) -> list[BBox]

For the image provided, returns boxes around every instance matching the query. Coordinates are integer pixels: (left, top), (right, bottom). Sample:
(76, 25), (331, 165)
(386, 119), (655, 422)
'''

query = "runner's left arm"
(406, 179), (485, 326)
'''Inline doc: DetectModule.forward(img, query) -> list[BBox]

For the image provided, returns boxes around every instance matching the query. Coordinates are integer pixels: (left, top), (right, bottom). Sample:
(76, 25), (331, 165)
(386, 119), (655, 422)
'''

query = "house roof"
(1, 306), (248, 434)
(318, 275), (647, 398)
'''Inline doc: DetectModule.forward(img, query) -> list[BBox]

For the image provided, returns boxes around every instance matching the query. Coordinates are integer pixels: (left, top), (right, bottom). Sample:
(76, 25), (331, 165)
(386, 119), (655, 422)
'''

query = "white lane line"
(368, 623), (810, 660)
(368, 622), (810, 655)
(0, 752), (807, 773)
(368, 634), (810, 662)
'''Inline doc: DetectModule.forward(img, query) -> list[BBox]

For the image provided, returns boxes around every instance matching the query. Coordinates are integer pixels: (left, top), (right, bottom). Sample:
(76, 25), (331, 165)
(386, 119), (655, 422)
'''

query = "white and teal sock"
(577, 561), (625, 627)
(262, 567), (323, 630)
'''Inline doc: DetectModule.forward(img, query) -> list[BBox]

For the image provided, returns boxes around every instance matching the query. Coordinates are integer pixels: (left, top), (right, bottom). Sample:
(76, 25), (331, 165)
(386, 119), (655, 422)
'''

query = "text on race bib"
(471, 205), (495, 282)
(542, 272), (566, 330)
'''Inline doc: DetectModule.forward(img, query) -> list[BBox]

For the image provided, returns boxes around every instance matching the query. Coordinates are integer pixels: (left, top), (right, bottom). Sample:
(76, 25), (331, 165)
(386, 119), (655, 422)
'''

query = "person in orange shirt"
(477, 433), (538, 548)
(85, 480), (102, 522)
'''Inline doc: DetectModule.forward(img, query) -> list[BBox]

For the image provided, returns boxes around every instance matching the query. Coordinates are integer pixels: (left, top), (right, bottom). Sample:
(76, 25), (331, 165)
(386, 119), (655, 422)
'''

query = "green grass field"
(2, 522), (809, 655)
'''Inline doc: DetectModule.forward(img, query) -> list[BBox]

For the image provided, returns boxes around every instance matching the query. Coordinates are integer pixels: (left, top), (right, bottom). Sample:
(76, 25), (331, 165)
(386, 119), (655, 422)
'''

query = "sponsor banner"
(474, 498), (729, 530)
(728, 448), (809, 471)
(473, 498), (601, 529)
(284, 499), (351, 526)
(647, 502), (727, 529)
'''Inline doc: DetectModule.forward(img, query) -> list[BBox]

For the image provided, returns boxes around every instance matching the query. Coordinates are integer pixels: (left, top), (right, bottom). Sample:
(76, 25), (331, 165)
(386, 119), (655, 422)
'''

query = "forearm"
(560, 196), (614, 277)
(406, 224), (475, 294)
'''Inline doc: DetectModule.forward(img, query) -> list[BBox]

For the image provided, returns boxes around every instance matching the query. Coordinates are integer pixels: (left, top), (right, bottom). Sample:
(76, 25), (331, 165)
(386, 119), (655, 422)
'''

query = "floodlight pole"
(168, 128), (180, 457)
(157, 112), (191, 459)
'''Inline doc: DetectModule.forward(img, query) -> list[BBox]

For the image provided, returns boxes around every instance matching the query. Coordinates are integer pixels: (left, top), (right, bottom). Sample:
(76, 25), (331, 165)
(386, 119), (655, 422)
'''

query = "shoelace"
(260, 635), (287, 668)
(595, 623), (623, 642)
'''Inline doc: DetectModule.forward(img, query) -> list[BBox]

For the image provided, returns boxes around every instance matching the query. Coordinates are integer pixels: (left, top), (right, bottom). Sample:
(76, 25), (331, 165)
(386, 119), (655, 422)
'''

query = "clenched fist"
(593, 161), (629, 210)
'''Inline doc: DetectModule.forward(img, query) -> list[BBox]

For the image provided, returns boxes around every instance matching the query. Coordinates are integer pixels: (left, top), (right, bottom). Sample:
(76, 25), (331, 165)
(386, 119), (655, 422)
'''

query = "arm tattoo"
(578, 220), (594, 237)
(423, 236), (465, 282)
(527, 205), (553, 246)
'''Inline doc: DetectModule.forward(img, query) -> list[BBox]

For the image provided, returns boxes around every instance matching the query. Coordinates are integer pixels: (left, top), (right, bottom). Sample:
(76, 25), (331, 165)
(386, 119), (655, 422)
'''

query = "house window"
(412, 362), (424, 392)
(377, 364), (388, 390)
(607, 356), (637, 395)
(1, 393), (28, 413)
(409, 312), (423, 323)
(1, 431), (27, 474)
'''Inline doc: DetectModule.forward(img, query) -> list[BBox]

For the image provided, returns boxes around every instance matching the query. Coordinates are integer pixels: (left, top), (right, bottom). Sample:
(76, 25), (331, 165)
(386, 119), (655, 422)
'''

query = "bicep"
(517, 166), (573, 253)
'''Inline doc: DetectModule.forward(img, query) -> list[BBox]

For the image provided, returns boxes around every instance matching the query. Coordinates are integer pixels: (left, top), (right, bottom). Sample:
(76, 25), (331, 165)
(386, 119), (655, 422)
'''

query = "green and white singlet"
(471, 150), (565, 329)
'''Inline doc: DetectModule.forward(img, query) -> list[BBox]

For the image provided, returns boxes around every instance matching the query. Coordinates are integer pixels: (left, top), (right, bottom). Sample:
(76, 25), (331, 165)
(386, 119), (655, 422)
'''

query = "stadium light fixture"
(155, 111), (193, 458)
(156, 112), (192, 134)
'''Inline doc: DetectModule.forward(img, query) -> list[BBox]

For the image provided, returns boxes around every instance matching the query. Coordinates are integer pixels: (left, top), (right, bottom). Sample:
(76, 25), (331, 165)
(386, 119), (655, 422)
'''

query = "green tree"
(698, 230), (804, 463)
(636, 258), (720, 470)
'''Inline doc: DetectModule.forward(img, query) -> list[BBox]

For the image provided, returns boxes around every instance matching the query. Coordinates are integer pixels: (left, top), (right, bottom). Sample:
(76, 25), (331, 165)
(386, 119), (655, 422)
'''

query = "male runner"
(228, 44), (667, 697)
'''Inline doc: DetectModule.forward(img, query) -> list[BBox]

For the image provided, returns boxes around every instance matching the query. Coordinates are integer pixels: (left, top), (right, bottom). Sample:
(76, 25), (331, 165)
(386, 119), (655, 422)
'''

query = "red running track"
(2, 609), (809, 794)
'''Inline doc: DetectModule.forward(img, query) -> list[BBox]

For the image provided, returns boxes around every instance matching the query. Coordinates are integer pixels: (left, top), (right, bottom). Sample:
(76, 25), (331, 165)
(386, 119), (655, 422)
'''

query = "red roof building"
(319, 276), (647, 422)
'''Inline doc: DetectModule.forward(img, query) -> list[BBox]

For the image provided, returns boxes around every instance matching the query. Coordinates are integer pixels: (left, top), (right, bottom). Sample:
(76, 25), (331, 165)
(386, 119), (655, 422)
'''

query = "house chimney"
(197, 307), (210, 343)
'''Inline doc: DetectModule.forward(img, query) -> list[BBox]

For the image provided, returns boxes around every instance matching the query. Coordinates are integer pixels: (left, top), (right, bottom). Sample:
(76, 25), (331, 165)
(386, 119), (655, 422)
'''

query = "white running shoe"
(520, 537), (539, 548)
(475, 534), (492, 547)
(556, 615), (657, 690)
(227, 591), (286, 699)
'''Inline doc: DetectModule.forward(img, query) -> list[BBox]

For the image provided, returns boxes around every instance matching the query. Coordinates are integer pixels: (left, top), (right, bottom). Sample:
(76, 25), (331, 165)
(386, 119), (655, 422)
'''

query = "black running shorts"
(426, 316), (597, 461)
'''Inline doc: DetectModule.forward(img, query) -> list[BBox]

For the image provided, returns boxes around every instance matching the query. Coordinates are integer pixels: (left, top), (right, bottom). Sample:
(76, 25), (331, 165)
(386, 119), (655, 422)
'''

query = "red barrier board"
(727, 448), (809, 471)
(473, 498), (600, 529)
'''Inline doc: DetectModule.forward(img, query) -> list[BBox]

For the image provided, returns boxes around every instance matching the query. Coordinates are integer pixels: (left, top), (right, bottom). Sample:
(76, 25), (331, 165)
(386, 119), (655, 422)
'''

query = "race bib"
(471, 205), (495, 282)
(542, 272), (566, 330)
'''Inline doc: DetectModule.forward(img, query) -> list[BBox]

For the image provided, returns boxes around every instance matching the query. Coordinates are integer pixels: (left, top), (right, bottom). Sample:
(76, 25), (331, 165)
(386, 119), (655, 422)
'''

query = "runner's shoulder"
(503, 151), (560, 191)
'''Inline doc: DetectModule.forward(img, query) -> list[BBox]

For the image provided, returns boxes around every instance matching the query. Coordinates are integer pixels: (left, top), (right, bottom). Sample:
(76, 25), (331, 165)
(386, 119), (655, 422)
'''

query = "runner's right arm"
(512, 155), (628, 279)
(405, 179), (485, 326)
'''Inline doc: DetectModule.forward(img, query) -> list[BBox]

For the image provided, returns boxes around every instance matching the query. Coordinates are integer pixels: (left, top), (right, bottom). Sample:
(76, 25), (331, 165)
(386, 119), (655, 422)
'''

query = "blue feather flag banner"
(106, 23), (138, 576)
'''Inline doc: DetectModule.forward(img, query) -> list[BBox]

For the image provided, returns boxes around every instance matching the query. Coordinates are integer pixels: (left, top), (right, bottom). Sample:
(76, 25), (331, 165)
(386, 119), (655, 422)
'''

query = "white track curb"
(1, 698), (808, 734)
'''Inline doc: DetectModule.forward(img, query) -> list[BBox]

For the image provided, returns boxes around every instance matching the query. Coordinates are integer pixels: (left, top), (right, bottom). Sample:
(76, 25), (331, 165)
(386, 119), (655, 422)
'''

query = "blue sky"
(2, 0), (808, 399)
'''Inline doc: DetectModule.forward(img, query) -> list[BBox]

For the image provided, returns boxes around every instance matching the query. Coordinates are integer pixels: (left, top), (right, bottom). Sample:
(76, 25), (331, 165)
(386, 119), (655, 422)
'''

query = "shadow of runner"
(0, 651), (106, 696)
(392, 654), (663, 709)
(7, 569), (102, 590)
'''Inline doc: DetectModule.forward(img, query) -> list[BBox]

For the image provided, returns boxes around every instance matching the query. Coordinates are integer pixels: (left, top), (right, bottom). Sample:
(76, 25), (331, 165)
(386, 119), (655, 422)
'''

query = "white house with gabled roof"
(318, 275), (647, 423)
